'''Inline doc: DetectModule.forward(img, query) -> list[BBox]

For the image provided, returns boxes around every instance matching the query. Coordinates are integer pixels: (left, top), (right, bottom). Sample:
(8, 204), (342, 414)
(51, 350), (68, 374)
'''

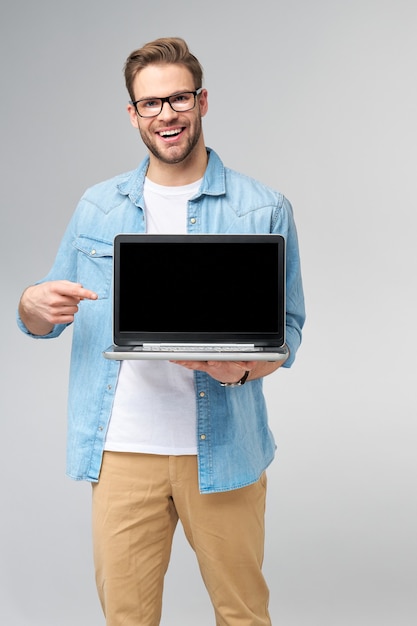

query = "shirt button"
(200, 434), (206, 440)
(98, 426), (104, 432)
(199, 391), (205, 398)
(190, 218), (196, 224)
(107, 385), (112, 390)
(91, 249), (96, 255)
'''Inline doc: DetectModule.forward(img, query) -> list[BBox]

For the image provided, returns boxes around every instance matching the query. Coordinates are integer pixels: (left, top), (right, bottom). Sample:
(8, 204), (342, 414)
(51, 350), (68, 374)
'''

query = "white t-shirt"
(104, 177), (202, 455)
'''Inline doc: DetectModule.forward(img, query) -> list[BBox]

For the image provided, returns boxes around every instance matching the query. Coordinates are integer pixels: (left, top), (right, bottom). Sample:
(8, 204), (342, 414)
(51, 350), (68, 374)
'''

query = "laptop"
(103, 233), (288, 361)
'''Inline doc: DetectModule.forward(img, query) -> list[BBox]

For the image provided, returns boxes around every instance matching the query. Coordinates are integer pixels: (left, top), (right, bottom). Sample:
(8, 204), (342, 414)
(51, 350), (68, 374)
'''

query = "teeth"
(159, 129), (181, 137)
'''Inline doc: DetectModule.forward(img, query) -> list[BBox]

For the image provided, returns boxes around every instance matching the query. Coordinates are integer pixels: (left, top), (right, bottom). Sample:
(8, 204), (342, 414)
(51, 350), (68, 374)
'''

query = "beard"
(138, 115), (203, 165)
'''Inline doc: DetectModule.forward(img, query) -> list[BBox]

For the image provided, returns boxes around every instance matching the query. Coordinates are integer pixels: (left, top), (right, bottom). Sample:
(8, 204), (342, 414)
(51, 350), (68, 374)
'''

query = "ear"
(127, 103), (139, 129)
(199, 88), (208, 118)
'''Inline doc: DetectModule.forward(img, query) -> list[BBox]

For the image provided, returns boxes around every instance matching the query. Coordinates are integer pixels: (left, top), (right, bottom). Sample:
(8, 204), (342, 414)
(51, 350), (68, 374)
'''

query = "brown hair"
(124, 37), (204, 101)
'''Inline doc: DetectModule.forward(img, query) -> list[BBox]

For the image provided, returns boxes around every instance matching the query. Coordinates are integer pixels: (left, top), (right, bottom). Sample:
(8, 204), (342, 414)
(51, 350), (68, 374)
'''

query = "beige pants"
(92, 452), (271, 626)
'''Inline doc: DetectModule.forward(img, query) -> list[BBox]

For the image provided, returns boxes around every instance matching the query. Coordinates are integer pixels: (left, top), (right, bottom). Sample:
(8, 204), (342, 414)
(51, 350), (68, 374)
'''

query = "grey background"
(1, 0), (416, 624)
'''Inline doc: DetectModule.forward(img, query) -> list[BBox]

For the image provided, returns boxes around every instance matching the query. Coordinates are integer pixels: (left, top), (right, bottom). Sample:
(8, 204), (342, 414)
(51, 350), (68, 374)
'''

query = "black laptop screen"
(113, 234), (285, 346)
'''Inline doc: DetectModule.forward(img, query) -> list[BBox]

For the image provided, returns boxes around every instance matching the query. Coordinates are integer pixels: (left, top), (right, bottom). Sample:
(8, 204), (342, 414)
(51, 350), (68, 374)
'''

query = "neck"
(146, 142), (208, 186)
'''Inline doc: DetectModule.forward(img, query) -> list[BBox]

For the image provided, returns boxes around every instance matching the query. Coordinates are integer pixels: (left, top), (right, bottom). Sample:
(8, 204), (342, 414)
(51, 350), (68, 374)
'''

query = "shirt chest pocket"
(73, 235), (113, 300)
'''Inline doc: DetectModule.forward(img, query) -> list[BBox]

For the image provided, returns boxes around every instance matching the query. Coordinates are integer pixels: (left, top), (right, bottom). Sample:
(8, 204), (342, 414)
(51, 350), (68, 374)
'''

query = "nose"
(158, 100), (179, 120)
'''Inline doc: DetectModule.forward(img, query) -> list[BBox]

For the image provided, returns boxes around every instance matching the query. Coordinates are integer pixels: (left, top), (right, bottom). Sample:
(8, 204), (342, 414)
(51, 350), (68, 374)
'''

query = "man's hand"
(19, 280), (98, 336)
(171, 357), (285, 383)
(170, 360), (257, 384)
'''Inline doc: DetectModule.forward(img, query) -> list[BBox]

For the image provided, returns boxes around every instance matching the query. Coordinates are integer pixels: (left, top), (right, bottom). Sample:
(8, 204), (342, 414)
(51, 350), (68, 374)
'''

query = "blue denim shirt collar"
(117, 148), (226, 206)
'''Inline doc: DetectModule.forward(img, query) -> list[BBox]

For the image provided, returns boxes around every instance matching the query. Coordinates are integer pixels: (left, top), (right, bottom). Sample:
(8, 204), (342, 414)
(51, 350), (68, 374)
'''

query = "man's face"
(127, 63), (208, 166)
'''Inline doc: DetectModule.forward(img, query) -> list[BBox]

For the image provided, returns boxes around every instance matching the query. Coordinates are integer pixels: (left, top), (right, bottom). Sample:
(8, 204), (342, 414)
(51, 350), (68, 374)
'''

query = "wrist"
(219, 370), (250, 387)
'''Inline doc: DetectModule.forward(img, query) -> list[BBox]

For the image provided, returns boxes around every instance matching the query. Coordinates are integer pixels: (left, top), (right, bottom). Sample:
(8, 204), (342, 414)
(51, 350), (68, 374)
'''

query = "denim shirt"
(17, 148), (305, 493)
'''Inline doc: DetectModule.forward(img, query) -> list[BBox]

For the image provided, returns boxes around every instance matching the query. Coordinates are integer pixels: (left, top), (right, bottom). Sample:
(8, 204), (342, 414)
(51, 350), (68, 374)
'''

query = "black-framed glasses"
(130, 88), (202, 118)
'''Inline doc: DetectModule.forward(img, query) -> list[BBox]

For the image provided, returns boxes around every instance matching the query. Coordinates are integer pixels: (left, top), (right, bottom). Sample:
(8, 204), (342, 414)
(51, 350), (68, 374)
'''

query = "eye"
(143, 99), (159, 108)
(172, 93), (191, 103)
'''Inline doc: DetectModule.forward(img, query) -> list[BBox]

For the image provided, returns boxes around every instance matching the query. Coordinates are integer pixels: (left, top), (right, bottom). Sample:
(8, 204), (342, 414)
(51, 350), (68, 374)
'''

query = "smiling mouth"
(158, 128), (184, 138)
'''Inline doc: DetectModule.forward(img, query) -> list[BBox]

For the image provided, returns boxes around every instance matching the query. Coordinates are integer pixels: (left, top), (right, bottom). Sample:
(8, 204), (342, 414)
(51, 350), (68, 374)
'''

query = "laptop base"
(103, 345), (289, 362)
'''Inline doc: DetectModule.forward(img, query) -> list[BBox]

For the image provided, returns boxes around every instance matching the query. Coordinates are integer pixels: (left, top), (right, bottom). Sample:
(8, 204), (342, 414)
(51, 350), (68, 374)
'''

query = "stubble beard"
(139, 116), (203, 165)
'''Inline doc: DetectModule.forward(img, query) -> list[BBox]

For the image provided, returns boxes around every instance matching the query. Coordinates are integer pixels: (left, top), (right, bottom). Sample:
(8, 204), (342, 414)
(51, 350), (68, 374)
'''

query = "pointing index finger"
(76, 285), (99, 300)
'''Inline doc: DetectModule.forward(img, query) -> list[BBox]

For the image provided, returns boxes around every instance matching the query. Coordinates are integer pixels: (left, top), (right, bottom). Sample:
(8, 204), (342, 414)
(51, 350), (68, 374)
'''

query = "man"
(18, 37), (305, 626)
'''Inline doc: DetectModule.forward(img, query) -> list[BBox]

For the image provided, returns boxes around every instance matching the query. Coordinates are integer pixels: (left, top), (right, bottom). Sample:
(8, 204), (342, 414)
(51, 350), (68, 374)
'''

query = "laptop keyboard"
(142, 343), (259, 353)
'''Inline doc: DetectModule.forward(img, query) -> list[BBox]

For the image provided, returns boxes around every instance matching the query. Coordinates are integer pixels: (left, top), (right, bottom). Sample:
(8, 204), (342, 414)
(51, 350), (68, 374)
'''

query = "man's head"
(124, 37), (203, 103)
(124, 37), (208, 181)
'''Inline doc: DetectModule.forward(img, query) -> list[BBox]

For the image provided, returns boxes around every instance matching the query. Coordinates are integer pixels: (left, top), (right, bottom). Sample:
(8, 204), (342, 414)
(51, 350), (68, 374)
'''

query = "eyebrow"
(136, 89), (196, 101)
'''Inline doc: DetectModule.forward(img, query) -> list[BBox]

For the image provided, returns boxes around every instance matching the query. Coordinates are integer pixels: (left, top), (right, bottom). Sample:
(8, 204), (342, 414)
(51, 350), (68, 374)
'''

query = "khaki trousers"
(92, 452), (271, 626)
